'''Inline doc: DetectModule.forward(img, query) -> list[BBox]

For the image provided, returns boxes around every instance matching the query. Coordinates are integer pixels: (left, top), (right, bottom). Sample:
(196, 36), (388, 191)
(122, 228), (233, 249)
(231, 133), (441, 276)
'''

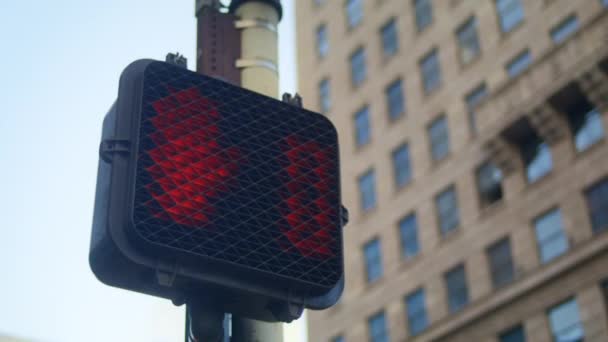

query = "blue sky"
(0, 1), (303, 341)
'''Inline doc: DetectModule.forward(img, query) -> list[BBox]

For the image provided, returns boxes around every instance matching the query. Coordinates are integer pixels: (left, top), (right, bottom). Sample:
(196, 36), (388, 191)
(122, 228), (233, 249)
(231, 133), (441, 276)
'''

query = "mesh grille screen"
(132, 62), (342, 288)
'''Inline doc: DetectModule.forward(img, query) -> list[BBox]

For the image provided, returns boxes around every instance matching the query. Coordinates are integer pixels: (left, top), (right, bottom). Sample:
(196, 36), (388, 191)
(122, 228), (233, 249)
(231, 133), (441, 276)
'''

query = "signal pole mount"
(194, 1), (284, 341)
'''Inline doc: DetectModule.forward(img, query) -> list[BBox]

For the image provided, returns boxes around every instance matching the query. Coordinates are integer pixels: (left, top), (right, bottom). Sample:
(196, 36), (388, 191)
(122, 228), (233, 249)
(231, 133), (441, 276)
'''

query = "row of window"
(332, 288), (599, 342)
(357, 100), (605, 215)
(363, 178), (608, 293)
(317, 8), (583, 123)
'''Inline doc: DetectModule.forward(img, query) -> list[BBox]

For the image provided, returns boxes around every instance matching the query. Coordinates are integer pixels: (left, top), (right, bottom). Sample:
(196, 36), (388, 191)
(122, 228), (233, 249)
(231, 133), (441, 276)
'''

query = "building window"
(456, 17), (481, 64)
(476, 162), (503, 207)
(314, 0), (326, 7)
(428, 116), (450, 161)
(381, 18), (398, 57)
(534, 209), (569, 263)
(551, 15), (579, 44)
(602, 279), (608, 310)
(465, 83), (488, 134)
(330, 336), (343, 342)
(319, 78), (331, 114)
(585, 178), (608, 233)
(521, 135), (553, 183)
(604, 0), (608, 7)
(548, 299), (584, 342)
(445, 264), (469, 313)
(499, 324), (526, 342)
(346, 0), (363, 29)
(386, 79), (405, 120)
(496, 0), (524, 33)
(413, 0), (433, 31)
(436, 185), (460, 236)
(316, 24), (329, 58)
(350, 47), (367, 87)
(364, 238), (383, 283)
(506, 49), (532, 78)
(420, 49), (442, 94)
(399, 214), (420, 258)
(487, 238), (515, 288)
(405, 288), (429, 336)
(568, 103), (604, 152)
(354, 106), (371, 147)
(392, 143), (412, 187)
(368, 311), (389, 342)
(358, 169), (376, 211)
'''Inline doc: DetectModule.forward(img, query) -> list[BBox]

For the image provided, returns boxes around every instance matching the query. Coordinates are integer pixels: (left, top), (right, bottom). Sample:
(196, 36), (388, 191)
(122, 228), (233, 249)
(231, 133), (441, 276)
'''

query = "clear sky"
(0, 0), (304, 341)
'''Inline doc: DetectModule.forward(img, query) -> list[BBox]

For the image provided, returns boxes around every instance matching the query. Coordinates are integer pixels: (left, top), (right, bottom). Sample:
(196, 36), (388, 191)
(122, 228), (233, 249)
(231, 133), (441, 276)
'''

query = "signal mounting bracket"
(99, 139), (130, 163)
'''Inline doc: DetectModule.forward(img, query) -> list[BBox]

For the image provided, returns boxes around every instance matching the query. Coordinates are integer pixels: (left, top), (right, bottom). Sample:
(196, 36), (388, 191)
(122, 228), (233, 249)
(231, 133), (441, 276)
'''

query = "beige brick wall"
(296, 0), (608, 341)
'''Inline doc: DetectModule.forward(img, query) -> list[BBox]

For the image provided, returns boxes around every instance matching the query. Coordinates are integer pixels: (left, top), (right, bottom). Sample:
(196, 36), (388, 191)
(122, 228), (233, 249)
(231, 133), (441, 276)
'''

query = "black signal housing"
(90, 60), (346, 322)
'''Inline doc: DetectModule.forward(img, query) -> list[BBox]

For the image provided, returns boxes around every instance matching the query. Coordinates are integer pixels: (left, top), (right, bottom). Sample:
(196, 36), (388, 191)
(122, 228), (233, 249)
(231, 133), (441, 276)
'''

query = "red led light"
(144, 87), (240, 227)
(280, 135), (337, 258)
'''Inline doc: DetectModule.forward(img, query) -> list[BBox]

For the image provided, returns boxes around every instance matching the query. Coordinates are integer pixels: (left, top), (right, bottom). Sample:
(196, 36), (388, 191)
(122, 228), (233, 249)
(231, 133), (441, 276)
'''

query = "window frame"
(405, 288), (429, 336)
(486, 237), (515, 288)
(368, 311), (389, 342)
(345, 0), (363, 29)
(318, 78), (331, 114)
(399, 213), (420, 258)
(358, 168), (377, 212)
(445, 264), (469, 313)
(496, 0), (525, 33)
(534, 208), (569, 263)
(350, 47), (367, 87)
(585, 177), (608, 233)
(420, 49), (442, 94)
(456, 17), (481, 65)
(550, 15), (579, 44)
(506, 49), (532, 78)
(413, 0), (433, 32)
(392, 143), (412, 188)
(354, 105), (371, 147)
(385, 78), (405, 120)
(547, 298), (585, 342)
(380, 18), (399, 57)
(435, 185), (460, 236)
(428, 115), (450, 162)
(363, 238), (383, 283)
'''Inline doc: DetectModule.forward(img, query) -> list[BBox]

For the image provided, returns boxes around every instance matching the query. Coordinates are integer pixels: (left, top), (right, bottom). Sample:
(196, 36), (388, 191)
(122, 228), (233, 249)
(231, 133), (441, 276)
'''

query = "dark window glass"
(567, 103), (604, 152)
(465, 83), (488, 134)
(359, 169), (376, 211)
(520, 135), (552, 183)
(350, 47), (367, 86)
(534, 209), (569, 263)
(457, 17), (481, 64)
(354, 106), (371, 146)
(346, 0), (363, 28)
(496, 0), (524, 33)
(405, 288), (429, 336)
(586, 178), (608, 233)
(392, 143), (412, 187)
(548, 299), (584, 342)
(316, 24), (329, 58)
(386, 79), (405, 120)
(445, 264), (469, 313)
(420, 49), (441, 93)
(331, 336), (344, 342)
(602, 279), (608, 310)
(399, 214), (420, 258)
(436, 186), (460, 236)
(476, 162), (503, 207)
(487, 238), (515, 288)
(368, 311), (389, 342)
(414, 0), (433, 31)
(499, 324), (526, 342)
(506, 50), (532, 78)
(364, 239), (383, 283)
(428, 116), (450, 161)
(551, 15), (579, 44)
(319, 78), (331, 114)
(381, 18), (398, 57)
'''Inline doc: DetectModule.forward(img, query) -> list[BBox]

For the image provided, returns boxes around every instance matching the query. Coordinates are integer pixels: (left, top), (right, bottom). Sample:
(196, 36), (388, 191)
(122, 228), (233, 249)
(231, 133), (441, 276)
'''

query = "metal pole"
(230, 1), (283, 341)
